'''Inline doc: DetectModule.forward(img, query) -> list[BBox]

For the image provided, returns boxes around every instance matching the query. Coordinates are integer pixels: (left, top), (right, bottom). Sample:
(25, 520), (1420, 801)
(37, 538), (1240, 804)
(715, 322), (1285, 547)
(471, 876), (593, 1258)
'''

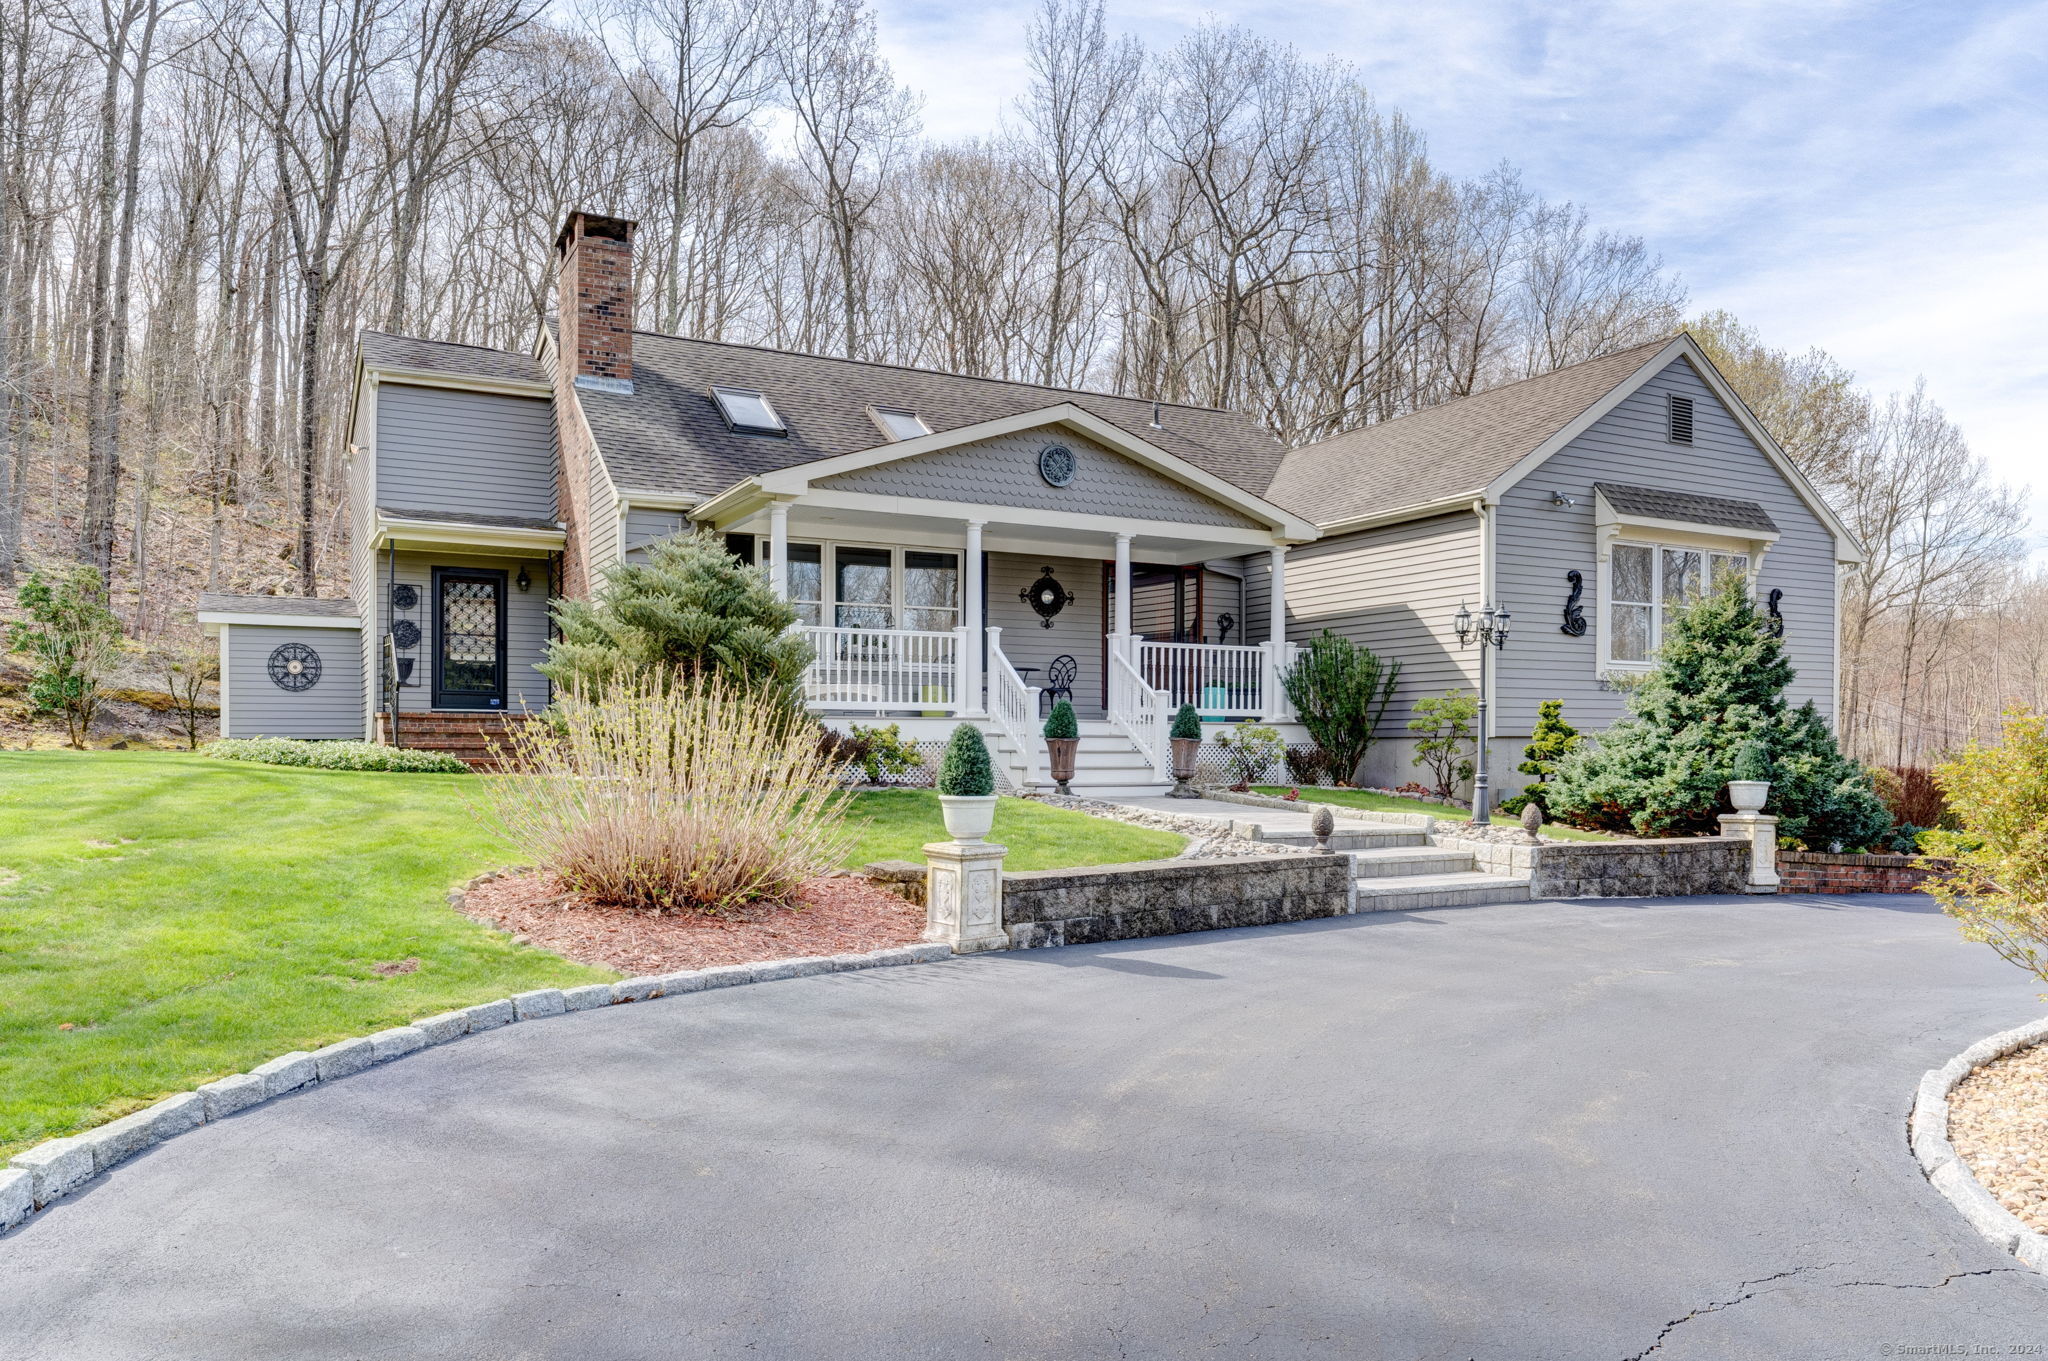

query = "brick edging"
(1910, 1015), (2048, 1271)
(0, 941), (957, 1234)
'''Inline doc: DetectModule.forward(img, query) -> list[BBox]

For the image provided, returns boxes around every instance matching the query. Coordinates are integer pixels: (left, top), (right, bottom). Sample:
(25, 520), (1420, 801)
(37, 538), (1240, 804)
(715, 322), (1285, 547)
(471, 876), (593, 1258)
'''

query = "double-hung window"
(1606, 542), (1751, 667)
(771, 540), (959, 633)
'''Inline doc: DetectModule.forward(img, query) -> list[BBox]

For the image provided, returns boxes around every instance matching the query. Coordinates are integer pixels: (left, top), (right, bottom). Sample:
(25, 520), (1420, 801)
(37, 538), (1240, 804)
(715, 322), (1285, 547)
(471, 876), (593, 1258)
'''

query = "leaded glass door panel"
(433, 568), (507, 710)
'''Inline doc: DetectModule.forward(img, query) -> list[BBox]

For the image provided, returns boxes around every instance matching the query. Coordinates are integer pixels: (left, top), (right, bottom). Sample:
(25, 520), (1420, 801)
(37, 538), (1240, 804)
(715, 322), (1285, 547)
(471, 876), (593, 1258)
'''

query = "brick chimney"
(552, 210), (636, 598)
(556, 211), (636, 394)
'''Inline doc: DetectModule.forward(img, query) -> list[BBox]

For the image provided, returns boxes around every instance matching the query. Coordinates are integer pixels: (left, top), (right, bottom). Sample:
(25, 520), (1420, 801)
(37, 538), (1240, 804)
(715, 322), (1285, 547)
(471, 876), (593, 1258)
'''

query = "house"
(199, 211), (1859, 799)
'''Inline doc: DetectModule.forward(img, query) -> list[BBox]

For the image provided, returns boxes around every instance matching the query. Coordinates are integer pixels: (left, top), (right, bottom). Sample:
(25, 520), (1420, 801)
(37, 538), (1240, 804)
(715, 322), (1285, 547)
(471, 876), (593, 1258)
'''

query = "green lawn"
(1250, 786), (1615, 841)
(842, 790), (1184, 871)
(0, 753), (1181, 1156)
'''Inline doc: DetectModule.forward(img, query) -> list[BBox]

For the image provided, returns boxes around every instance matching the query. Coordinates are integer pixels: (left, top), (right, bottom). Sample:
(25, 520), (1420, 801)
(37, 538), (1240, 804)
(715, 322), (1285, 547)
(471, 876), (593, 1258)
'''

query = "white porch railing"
(801, 626), (966, 714)
(1134, 638), (1302, 722)
(984, 626), (1044, 790)
(1107, 634), (1171, 781)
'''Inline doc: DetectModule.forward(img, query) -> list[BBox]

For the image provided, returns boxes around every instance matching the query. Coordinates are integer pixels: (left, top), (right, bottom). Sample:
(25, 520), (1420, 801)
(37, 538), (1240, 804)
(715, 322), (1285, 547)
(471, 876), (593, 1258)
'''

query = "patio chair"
(1039, 654), (1077, 717)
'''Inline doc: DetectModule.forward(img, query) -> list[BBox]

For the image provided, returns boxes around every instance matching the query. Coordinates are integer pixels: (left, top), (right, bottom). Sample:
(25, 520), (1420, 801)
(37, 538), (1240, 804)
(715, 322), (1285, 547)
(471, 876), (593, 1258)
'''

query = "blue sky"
(872, 0), (2048, 555)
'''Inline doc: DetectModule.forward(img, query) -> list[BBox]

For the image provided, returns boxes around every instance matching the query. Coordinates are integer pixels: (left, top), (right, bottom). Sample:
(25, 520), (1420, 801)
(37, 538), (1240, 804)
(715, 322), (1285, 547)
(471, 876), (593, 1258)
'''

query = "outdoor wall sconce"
(516, 565), (532, 592)
(1452, 602), (1511, 823)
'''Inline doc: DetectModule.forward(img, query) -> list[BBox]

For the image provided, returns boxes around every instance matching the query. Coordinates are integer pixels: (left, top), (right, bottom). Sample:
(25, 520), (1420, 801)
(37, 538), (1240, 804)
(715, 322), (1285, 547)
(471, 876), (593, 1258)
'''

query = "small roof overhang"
(689, 402), (1319, 545)
(1593, 483), (1781, 561)
(196, 593), (361, 636)
(371, 508), (568, 554)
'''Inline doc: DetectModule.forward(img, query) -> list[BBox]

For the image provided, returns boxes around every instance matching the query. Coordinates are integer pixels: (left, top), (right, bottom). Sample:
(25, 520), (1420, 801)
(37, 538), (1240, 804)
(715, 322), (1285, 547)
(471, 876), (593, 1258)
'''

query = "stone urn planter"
(938, 794), (998, 842)
(1045, 738), (1078, 795)
(1169, 738), (1202, 795)
(1726, 779), (1770, 813)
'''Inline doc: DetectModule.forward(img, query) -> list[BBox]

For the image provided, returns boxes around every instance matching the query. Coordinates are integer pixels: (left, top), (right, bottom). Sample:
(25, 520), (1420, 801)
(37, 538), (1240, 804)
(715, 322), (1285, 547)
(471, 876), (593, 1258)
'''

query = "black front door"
(433, 568), (507, 710)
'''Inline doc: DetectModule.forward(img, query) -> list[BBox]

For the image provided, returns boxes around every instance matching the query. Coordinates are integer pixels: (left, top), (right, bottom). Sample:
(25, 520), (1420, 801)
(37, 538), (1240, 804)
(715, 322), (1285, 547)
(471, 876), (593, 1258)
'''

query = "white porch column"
(962, 519), (985, 715)
(1113, 533), (1133, 638)
(767, 501), (789, 599)
(1267, 544), (1287, 644)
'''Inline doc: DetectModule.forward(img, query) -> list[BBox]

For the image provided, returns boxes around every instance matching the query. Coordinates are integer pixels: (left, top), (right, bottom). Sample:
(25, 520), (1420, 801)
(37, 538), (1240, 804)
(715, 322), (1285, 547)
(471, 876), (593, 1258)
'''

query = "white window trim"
(1598, 537), (1759, 674)
(767, 536), (961, 633)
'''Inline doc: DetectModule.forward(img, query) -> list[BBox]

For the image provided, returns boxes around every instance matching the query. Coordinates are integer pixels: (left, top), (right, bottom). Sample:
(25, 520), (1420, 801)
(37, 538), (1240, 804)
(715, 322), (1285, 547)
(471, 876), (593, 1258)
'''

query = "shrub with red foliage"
(1876, 764), (1949, 828)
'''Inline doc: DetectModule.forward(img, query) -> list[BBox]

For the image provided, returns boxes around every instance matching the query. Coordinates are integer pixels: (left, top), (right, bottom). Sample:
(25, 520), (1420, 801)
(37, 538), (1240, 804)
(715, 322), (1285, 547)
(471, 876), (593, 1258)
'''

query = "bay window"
(1605, 541), (1752, 667)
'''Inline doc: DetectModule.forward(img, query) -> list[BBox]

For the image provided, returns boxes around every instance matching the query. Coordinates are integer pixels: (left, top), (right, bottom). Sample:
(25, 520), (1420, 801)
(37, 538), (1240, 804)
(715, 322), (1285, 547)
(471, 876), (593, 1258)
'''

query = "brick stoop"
(374, 712), (532, 769)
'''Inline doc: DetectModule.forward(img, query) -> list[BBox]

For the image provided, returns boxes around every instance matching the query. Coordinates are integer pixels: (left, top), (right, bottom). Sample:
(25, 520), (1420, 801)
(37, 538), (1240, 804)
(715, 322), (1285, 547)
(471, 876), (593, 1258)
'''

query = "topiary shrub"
(938, 723), (995, 797)
(1169, 703), (1201, 741)
(1545, 577), (1888, 847)
(1731, 738), (1772, 783)
(541, 531), (812, 716)
(1513, 700), (1580, 812)
(1044, 699), (1080, 741)
(207, 738), (469, 774)
(1408, 691), (1477, 801)
(1280, 631), (1401, 784)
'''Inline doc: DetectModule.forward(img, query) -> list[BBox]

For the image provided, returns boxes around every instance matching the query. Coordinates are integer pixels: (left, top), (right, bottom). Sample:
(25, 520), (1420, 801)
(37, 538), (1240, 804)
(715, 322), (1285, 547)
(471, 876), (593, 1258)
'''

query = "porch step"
(1346, 846), (1479, 877)
(376, 712), (531, 769)
(1352, 872), (1534, 912)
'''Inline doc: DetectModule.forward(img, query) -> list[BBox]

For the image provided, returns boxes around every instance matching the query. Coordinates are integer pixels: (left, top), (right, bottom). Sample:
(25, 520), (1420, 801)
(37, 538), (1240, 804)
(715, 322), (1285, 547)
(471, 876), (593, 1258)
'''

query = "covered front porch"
(688, 401), (1317, 791)
(712, 503), (1302, 790)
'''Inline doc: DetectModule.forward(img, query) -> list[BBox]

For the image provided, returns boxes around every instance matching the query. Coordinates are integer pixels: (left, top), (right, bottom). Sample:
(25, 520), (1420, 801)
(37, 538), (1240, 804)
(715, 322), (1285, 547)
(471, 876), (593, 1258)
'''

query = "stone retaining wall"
(1778, 850), (1945, 894)
(1003, 854), (1353, 949)
(1456, 835), (1751, 898)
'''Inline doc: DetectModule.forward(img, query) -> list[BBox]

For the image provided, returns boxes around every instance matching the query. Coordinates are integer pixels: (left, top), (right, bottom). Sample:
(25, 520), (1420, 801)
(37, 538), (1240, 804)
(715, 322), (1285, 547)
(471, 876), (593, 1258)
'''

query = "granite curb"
(0, 941), (956, 1235)
(1910, 1014), (2048, 1270)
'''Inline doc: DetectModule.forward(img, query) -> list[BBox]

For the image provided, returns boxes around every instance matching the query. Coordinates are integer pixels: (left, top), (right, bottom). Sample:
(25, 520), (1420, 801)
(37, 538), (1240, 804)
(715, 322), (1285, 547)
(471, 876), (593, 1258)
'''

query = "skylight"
(871, 406), (930, 441)
(712, 386), (786, 435)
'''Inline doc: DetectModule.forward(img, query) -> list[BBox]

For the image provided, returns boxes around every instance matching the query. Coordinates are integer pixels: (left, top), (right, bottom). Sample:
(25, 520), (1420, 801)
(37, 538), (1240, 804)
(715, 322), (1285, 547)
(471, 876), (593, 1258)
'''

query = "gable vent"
(1668, 393), (1695, 445)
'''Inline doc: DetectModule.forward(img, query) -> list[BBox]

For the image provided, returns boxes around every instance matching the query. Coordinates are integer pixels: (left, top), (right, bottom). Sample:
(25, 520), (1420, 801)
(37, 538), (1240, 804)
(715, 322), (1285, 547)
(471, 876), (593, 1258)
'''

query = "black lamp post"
(1453, 601), (1511, 823)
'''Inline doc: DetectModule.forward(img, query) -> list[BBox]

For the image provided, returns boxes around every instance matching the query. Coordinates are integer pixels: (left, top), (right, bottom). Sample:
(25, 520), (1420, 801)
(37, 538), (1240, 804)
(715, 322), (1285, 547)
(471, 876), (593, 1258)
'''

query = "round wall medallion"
(391, 619), (422, 650)
(267, 642), (322, 692)
(1019, 566), (1076, 628)
(391, 583), (419, 611)
(1037, 443), (1077, 488)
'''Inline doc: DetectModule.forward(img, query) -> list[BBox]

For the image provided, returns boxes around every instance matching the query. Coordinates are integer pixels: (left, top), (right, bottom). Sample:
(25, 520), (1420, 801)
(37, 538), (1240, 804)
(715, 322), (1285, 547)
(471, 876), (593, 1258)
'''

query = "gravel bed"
(1431, 823), (1573, 847)
(1950, 1040), (2048, 1233)
(1025, 794), (1309, 859)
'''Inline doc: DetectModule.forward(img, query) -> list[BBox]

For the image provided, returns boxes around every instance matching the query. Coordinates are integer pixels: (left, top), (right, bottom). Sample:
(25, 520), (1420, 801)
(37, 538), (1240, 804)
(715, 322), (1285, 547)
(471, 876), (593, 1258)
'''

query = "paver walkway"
(6, 893), (2047, 1358)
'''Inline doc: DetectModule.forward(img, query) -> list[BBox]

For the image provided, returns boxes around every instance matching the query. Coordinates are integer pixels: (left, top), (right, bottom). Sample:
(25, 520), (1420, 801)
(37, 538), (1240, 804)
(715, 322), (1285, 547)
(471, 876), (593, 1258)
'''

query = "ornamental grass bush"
(476, 677), (857, 913)
(206, 738), (470, 773)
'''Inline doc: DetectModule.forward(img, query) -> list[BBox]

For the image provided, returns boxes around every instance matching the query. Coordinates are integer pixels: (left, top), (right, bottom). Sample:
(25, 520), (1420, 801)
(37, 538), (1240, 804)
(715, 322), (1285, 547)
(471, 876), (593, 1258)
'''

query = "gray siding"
(1258, 511), (1484, 716)
(816, 427), (1258, 529)
(374, 383), (556, 520)
(585, 452), (622, 577)
(1492, 354), (1841, 736)
(222, 625), (364, 739)
(987, 552), (1106, 715)
(372, 549), (554, 716)
(623, 506), (687, 562)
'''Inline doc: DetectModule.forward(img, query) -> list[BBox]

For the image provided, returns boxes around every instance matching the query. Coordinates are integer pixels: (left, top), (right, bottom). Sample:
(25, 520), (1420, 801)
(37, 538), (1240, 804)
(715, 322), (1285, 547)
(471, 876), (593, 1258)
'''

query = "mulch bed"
(456, 870), (925, 976)
(1950, 1041), (2048, 1233)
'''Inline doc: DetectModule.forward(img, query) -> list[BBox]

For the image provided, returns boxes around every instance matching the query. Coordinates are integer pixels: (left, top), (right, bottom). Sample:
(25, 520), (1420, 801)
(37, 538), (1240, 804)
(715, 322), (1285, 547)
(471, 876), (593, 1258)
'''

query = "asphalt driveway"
(7, 892), (2048, 1360)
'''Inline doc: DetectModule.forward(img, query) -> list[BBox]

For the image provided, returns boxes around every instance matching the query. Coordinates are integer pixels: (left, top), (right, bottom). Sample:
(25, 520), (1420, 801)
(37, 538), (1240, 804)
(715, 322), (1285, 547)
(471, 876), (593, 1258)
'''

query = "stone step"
(1259, 826), (1429, 852)
(1347, 846), (1478, 878)
(1351, 872), (1533, 912)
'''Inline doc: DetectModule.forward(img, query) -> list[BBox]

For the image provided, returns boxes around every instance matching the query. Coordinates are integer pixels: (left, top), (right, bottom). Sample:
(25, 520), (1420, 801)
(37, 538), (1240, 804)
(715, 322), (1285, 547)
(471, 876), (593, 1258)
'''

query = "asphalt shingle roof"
(570, 328), (1289, 503)
(1594, 482), (1778, 534)
(1265, 337), (1676, 525)
(359, 330), (545, 386)
(197, 593), (356, 617)
(377, 506), (562, 532)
